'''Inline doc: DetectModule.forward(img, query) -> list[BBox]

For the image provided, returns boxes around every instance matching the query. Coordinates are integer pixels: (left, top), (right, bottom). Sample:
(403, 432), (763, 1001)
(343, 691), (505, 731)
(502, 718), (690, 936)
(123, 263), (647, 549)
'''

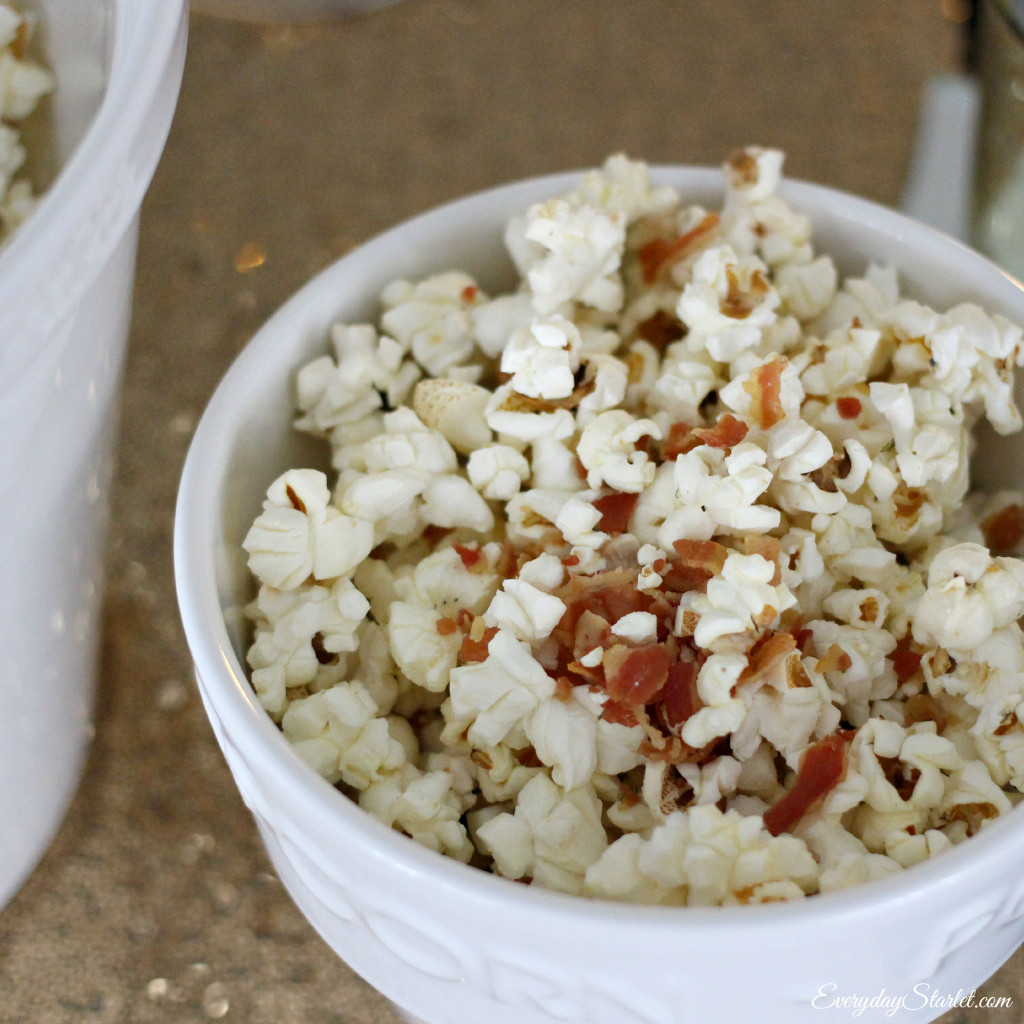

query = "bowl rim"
(175, 163), (1024, 929)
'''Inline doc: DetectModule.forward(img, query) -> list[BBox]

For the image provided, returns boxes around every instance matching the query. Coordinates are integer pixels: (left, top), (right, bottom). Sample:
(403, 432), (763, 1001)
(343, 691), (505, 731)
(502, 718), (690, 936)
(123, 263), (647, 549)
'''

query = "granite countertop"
(1, 2), (1017, 1021)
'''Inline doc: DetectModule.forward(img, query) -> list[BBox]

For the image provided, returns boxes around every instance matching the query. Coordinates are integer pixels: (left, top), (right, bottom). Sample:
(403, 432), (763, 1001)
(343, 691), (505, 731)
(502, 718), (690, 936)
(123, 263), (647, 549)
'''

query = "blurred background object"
(0, 0), (186, 915)
(972, 0), (1024, 279)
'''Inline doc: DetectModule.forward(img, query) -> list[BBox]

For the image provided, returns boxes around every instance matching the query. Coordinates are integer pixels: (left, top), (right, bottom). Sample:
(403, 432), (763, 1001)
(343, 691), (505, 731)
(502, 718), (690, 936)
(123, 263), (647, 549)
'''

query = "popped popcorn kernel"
(242, 149), (1024, 906)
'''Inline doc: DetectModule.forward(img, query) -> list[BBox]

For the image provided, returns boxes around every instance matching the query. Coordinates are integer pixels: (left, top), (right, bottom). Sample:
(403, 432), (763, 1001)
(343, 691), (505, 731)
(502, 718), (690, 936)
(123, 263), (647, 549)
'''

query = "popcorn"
(662, 442), (779, 542)
(244, 469), (375, 590)
(448, 629), (556, 748)
(913, 542), (1024, 652)
(360, 763), (475, 862)
(281, 682), (411, 789)
(677, 245), (781, 362)
(380, 271), (481, 376)
(247, 577), (370, 715)
(412, 377), (492, 454)
(476, 773), (608, 893)
(526, 693), (599, 790)
(501, 315), (582, 400)
(0, 5), (51, 242)
(691, 551), (795, 649)
(484, 578), (567, 643)
(387, 600), (463, 692)
(242, 148), (1024, 907)
(513, 197), (628, 315)
(467, 443), (530, 501)
(584, 805), (818, 906)
(576, 409), (662, 493)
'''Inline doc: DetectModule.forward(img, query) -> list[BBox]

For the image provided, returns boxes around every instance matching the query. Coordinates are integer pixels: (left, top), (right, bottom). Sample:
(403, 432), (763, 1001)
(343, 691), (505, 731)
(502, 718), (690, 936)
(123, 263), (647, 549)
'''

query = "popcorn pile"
(243, 148), (1024, 905)
(0, 2), (53, 241)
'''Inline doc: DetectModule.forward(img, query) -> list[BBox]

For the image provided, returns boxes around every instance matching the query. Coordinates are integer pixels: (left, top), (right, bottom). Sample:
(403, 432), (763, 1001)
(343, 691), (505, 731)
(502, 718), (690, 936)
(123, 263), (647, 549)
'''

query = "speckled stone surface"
(2, 2), (1019, 1022)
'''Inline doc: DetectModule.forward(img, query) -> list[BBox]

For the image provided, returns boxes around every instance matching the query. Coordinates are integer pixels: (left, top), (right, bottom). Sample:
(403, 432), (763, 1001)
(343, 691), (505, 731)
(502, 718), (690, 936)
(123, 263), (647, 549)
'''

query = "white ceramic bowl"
(175, 168), (1024, 1024)
(0, 0), (187, 911)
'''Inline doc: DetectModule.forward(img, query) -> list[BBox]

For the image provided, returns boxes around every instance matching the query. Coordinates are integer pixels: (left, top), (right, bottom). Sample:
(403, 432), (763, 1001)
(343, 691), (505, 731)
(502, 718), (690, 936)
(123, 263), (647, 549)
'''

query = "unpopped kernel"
(243, 148), (1024, 905)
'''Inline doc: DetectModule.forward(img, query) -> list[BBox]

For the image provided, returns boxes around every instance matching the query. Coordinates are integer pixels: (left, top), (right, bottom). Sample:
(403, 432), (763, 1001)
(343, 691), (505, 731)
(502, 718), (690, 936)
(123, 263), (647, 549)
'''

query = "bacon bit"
(836, 396), (862, 420)
(593, 492), (639, 535)
(460, 625), (498, 663)
(891, 638), (923, 683)
(602, 699), (640, 727)
(553, 567), (639, 617)
(737, 631), (797, 688)
(435, 617), (458, 636)
(311, 632), (337, 665)
(461, 284), (478, 303)
(904, 693), (947, 733)
(763, 732), (851, 836)
(285, 484), (306, 513)
(671, 538), (729, 570)
(661, 661), (699, 731)
(573, 609), (613, 658)
(662, 421), (697, 461)
(982, 504), (1024, 555)
(635, 309), (686, 350)
(453, 542), (483, 570)
(603, 644), (671, 705)
(566, 658), (604, 688)
(554, 674), (575, 700)
(664, 538), (728, 593)
(693, 413), (748, 449)
(637, 212), (720, 283)
(743, 359), (786, 430)
(817, 643), (853, 675)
